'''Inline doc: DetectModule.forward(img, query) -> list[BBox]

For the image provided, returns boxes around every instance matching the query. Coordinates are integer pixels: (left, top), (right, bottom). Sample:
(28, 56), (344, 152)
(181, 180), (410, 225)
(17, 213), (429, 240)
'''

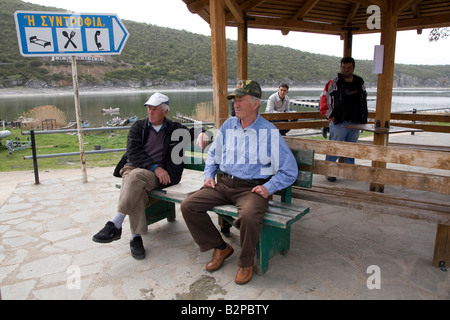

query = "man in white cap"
(93, 92), (206, 259)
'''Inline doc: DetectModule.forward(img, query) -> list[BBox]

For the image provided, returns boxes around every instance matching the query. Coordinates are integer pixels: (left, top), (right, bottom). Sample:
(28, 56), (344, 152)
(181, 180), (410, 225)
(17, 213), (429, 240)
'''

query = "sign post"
(15, 11), (129, 183)
(70, 56), (87, 182)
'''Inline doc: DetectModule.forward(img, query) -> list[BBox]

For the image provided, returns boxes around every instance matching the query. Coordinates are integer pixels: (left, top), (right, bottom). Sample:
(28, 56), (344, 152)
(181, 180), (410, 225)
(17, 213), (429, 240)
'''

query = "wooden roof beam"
(346, 0), (387, 11)
(183, 0), (211, 24)
(293, 0), (320, 20)
(240, 16), (345, 35)
(225, 0), (245, 24)
(240, 0), (266, 13)
(344, 3), (360, 26)
(280, 0), (320, 35)
(184, 0), (207, 13)
(397, 13), (450, 30)
(411, 1), (422, 34)
(395, 0), (423, 15)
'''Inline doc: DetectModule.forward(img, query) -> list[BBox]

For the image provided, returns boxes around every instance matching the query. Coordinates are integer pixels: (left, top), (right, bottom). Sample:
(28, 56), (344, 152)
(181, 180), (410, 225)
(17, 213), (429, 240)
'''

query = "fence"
(22, 122), (213, 184)
(261, 110), (450, 134)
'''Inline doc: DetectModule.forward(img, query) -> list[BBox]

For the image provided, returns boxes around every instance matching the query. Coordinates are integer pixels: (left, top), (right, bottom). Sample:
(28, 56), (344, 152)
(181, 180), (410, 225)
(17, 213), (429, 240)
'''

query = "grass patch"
(0, 128), (128, 172)
(306, 129), (374, 140)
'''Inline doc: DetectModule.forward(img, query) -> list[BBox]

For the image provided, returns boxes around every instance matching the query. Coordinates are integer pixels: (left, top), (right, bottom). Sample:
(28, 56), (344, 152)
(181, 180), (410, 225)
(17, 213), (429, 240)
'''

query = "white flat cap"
(144, 92), (169, 107)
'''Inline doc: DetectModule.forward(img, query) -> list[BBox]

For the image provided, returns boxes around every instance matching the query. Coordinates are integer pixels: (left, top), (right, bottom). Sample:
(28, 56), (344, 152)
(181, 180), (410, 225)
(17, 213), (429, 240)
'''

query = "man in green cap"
(181, 80), (298, 284)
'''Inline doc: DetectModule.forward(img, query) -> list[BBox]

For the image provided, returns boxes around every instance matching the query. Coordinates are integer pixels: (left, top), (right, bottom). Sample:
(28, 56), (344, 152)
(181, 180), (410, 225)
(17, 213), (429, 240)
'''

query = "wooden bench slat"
(213, 207), (290, 228)
(149, 190), (185, 203)
(211, 204), (308, 229)
(116, 148), (314, 275)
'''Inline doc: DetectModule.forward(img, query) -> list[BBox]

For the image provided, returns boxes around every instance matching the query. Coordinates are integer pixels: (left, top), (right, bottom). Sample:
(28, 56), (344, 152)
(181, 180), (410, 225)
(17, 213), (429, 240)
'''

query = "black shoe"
(327, 176), (337, 182)
(130, 236), (146, 260)
(92, 221), (122, 243)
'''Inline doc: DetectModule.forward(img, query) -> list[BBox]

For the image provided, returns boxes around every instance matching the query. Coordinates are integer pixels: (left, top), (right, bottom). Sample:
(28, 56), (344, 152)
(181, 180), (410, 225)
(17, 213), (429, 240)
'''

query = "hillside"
(1, 0), (449, 89)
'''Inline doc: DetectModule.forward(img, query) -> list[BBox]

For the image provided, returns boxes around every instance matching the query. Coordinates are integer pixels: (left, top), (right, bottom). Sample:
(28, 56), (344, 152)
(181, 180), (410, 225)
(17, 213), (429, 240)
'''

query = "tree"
(429, 28), (449, 42)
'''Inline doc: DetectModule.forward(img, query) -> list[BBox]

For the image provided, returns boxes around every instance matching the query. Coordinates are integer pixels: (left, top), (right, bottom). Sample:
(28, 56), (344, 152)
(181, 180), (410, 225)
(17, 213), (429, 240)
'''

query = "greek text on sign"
(14, 11), (129, 56)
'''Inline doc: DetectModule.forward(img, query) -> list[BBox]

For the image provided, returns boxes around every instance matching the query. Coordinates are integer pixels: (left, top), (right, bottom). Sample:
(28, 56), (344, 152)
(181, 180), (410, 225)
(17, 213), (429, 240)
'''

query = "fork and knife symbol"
(62, 30), (77, 49)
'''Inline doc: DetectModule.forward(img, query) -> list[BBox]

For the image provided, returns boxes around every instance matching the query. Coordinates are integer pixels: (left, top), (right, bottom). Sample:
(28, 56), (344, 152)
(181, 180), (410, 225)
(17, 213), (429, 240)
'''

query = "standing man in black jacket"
(92, 92), (206, 259)
(319, 57), (368, 182)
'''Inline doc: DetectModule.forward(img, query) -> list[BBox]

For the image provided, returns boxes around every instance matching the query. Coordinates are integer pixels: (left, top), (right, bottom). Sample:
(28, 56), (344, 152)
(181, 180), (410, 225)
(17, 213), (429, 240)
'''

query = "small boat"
(129, 116), (137, 123)
(60, 120), (89, 130)
(106, 117), (123, 126)
(101, 107), (120, 114)
(0, 130), (11, 142)
(119, 116), (137, 126)
(0, 121), (11, 143)
(5, 137), (31, 153)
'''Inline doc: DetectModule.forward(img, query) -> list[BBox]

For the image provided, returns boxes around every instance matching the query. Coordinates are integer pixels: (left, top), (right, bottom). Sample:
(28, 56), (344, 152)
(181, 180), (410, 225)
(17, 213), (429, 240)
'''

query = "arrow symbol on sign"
(112, 18), (126, 51)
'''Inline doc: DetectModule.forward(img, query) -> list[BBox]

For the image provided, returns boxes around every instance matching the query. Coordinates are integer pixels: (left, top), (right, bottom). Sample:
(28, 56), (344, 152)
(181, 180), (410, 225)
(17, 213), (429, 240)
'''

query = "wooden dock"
(290, 99), (319, 108)
(289, 98), (376, 109)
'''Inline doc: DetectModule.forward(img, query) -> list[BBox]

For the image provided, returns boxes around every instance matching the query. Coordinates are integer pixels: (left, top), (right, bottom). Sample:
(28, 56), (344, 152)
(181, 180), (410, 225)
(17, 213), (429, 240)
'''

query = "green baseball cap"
(227, 80), (262, 100)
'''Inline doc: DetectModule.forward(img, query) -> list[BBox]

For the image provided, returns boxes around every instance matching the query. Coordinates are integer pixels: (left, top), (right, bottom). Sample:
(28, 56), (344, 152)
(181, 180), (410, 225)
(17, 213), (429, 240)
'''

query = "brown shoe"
(235, 264), (253, 285)
(205, 244), (234, 272)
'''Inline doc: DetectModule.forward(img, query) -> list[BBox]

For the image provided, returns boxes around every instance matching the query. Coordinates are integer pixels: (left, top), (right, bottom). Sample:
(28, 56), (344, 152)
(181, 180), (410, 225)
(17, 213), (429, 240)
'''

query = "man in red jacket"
(319, 57), (368, 182)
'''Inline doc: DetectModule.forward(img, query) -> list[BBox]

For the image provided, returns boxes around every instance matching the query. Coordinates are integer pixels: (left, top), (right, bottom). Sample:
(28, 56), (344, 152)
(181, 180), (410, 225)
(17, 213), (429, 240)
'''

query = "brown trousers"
(118, 166), (160, 234)
(180, 176), (269, 267)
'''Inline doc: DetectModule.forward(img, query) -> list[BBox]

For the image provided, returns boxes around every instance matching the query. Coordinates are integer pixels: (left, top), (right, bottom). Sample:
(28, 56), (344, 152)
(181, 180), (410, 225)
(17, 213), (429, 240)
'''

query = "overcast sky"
(23, 0), (450, 65)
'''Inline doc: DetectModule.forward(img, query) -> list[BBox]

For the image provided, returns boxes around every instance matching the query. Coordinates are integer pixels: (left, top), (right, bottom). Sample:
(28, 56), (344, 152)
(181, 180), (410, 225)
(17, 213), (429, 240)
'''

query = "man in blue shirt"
(181, 80), (298, 284)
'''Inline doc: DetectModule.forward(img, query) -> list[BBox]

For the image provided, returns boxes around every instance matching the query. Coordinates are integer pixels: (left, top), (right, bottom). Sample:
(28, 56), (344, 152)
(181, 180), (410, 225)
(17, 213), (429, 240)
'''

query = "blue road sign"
(14, 11), (129, 57)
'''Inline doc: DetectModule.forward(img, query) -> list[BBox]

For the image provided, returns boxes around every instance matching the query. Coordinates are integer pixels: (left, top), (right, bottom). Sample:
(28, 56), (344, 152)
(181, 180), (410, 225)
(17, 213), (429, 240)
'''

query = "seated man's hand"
(196, 132), (211, 150)
(251, 185), (269, 199)
(154, 166), (171, 185)
(204, 177), (215, 189)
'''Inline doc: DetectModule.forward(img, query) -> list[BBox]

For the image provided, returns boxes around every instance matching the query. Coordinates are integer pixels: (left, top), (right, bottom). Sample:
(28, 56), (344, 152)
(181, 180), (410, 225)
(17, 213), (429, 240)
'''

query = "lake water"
(0, 87), (449, 127)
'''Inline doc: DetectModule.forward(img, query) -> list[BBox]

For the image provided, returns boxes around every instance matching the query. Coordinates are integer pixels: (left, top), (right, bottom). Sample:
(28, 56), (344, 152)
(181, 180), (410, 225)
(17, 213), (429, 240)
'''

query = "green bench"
(117, 149), (314, 275)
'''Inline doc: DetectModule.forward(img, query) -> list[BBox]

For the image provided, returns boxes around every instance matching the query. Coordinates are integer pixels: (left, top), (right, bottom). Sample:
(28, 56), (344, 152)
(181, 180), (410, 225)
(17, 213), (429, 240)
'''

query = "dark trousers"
(180, 176), (269, 267)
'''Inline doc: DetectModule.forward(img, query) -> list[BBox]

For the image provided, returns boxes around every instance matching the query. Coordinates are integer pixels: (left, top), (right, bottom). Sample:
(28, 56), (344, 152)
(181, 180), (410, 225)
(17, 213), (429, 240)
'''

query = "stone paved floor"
(1, 167), (448, 300)
(1, 131), (449, 300)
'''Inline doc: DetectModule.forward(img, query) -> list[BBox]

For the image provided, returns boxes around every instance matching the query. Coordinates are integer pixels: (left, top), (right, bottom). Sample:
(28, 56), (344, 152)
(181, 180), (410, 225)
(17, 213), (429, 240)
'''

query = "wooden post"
(71, 56), (88, 183)
(210, 0), (228, 128)
(370, 2), (397, 192)
(237, 22), (248, 80)
(433, 223), (450, 269)
(342, 29), (353, 57)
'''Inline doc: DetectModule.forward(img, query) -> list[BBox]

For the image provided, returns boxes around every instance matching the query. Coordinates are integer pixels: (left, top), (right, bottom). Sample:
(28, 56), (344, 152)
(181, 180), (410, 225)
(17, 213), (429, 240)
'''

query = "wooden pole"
(237, 22), (248, 80)
(342, 30), (352, 57)
(71, 56), (88, 183)
(371, 2), (398, 192)
(210, 0), (228, 128)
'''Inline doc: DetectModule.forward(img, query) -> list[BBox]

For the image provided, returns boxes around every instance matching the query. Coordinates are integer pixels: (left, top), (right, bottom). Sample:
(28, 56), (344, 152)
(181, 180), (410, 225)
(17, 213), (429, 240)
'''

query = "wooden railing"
(284, 137), (449, 195)
(261, 111), (450, 133)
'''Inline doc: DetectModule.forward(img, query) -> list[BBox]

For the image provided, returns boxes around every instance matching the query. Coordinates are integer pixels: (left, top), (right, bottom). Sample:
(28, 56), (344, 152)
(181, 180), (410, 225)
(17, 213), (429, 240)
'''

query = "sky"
(22, 0), (450, 65)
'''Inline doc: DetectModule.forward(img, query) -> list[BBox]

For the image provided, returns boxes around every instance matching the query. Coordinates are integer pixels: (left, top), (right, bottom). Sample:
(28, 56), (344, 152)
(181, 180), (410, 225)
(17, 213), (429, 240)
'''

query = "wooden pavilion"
(181, 0), (450, 267)
(182, 0), (450, 129)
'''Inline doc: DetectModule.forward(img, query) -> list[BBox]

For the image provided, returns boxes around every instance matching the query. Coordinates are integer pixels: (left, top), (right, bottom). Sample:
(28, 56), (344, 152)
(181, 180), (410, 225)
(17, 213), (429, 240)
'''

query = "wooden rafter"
(225, 0), (244, 23)
(395, 0), (423, 14)
(292, 0), (320, 20)
(345, 3), (360, 26)
(240, 0), (266, 14)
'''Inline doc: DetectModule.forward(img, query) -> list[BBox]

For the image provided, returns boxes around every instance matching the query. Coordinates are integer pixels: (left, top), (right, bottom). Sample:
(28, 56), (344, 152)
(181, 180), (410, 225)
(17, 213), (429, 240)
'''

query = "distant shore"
(1, 86), (450, 98)
(0, 86), (215, 98)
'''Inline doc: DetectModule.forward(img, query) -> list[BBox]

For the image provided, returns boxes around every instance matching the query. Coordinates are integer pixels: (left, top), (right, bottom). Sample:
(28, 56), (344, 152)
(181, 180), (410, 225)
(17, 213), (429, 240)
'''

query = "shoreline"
(1, 86), (450, 98)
